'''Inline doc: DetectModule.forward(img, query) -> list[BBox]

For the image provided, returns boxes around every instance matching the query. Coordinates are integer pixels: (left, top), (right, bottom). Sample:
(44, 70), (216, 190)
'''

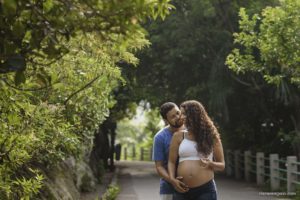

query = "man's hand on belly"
(170, 176), (189, 193)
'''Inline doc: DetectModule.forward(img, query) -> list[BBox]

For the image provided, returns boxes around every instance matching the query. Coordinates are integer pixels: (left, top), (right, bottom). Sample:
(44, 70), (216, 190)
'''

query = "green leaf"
(7, 113), (21, 125)
(13, 20), (25, 38)
(15, 71), (26, 86)
(52, 82), (65, 90)
(3, 39), (17, 55)
(36, 73), (49, 87)
(2, 0), (17, 16)
(23, 31), (32, 44)
(36, 68), (51, 86)
(43, 0), (54, 13)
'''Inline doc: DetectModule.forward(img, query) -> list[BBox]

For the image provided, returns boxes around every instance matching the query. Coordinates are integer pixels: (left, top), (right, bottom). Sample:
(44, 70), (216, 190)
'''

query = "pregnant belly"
(177, 160), (214, 188)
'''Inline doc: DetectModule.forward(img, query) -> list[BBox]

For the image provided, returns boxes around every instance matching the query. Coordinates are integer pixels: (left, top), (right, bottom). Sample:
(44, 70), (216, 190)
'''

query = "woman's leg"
(189, 180), (217, 200)
(173, 192), (187, 200)
(195, 190), (217, 200)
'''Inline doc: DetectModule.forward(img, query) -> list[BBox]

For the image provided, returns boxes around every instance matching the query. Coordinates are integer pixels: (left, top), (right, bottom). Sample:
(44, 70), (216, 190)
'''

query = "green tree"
(111, 0), (300, 158)
(135, 0), (276, 116)
(142, 108), (163, 148)
(0, 0), (173, 83)
(116, 106), (162, 148)
(0, 33), (123, 199)
(226, 0), (300, 157)
(0, 1), (173, 198)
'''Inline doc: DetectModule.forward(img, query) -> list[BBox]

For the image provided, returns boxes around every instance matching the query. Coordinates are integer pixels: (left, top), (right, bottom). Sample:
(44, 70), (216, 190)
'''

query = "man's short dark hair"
(160, 102), (177, 120)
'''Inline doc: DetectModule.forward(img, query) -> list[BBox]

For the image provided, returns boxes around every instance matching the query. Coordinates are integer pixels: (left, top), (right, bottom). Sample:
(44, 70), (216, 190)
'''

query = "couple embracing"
(153, 100), (225, 200)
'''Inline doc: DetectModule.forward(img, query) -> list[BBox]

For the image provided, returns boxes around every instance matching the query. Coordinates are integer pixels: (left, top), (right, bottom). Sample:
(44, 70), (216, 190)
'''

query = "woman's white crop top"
(178, 131), (213, 162)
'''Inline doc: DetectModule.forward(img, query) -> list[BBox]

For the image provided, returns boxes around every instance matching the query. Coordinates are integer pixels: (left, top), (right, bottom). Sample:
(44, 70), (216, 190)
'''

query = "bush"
(80, 173), (93, 193)
(293, 185), (300, 200)
(101, 184), (120, 200)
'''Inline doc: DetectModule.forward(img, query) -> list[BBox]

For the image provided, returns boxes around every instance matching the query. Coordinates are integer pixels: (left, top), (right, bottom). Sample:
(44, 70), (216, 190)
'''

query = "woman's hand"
(199, 158), (212, 168)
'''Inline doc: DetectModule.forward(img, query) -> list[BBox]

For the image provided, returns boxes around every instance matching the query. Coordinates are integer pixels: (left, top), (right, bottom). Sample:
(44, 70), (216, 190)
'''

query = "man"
(153, 102), (188, 200)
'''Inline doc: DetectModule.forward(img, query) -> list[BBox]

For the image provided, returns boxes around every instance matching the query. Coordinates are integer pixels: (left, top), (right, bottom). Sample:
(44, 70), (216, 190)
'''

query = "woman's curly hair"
(180, 100), (220, 156)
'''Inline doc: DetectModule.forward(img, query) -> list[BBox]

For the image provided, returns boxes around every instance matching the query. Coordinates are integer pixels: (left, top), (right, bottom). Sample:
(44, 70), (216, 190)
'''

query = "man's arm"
(155, 161), (172, 183)
(153, 134), (172, 182)
(155, 159), (188, 193)
(153, 132), (187, 192)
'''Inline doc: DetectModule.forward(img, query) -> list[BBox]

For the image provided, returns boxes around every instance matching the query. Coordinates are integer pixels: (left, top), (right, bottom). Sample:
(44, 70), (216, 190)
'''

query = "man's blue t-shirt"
(153, 127), (175, 194)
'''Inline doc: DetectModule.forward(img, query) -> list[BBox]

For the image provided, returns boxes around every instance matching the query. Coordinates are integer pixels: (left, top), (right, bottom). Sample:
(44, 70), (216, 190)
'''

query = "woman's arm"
(199, 138), (225, 171)
(168, 132), (180, 180)
(168, 131), (188, 192)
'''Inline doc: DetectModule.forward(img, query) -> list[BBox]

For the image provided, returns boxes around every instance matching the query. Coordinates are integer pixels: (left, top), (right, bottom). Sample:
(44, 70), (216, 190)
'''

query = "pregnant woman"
(168, 100), (225, 200)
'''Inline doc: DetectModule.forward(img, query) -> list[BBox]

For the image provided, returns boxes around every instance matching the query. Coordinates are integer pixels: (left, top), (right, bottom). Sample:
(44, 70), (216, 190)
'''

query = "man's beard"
(169, 120), (183, 128)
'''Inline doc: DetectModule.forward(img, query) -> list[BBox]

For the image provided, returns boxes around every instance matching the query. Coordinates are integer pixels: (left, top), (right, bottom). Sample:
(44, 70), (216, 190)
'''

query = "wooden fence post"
(270, 154), (280, 191)
(132, 146), (136, 160)
(140, 147), (144, 161)
(124, 147), (127, 160)
(226, 150), (233, 176)
(234, 150), (241, 179)
(150, 147), (153, 161)
(256, 152), (265, 186)
(244, 151), (251, 181)
(287, 156), (297, 192)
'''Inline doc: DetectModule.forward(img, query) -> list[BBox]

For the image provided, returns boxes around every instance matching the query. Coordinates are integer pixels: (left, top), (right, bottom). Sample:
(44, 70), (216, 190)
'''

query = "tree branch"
(230, 73), (252, 87)
(215, 0), (235, 33)
(64, 74), (102, 105)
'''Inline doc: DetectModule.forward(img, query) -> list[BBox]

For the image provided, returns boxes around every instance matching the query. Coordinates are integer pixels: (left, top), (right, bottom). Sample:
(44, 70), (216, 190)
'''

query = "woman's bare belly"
(177, 160), (214, 188)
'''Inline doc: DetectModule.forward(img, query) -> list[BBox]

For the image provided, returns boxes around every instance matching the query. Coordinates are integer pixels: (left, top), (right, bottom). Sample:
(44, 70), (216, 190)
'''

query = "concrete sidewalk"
(115, 161), (280, 200)
(116, 161), (159, 200)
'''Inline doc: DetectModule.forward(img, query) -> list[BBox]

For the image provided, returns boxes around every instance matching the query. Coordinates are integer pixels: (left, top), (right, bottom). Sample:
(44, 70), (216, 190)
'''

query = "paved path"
(115, 161), (280, 200)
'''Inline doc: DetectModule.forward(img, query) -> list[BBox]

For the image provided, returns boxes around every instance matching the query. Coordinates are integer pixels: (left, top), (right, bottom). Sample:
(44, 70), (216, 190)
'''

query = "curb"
(111, 167), (119, 185)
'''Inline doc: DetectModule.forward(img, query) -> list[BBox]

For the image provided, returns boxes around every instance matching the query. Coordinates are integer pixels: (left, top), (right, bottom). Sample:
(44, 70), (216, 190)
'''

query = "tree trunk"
(89, 124), (110, 178)
(290, 94), (300, 159)
(110, 129), (116, 171)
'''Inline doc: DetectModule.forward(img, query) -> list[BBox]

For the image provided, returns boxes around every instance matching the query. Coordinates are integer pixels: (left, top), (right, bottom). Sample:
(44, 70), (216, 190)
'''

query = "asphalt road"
(115, 161), (281, 200)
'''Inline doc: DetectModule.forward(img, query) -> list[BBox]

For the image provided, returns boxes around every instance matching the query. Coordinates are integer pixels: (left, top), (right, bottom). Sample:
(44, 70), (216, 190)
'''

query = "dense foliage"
(0, 0), (172, 199)
(226, 0), (300, 157)
(1, 0), (173, 77)
(125, 0), (298, 157)
(101, 184), (120, 200)
(2, 0), (300, 198)
(0, 32), (140, 199)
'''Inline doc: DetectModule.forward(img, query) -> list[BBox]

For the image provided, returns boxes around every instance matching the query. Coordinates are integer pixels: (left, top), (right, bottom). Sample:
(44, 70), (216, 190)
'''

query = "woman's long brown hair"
(180, 100), (220, 156)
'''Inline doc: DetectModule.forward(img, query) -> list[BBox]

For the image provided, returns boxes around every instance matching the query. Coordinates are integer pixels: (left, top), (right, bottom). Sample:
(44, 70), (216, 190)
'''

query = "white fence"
(122, 146), (153, 161)
(226, 150), (300, 192)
